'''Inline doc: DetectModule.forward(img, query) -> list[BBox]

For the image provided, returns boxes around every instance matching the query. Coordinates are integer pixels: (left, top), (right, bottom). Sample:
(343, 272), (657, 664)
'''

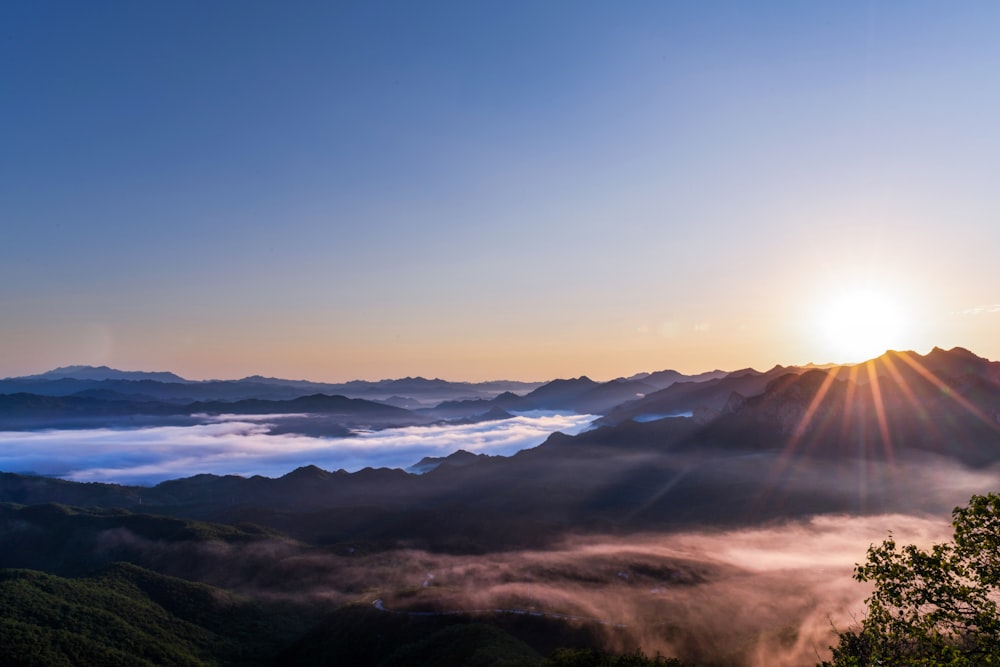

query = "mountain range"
(0, 367), (545, 405)
(0, 363), (727, 431)
(4, 346), (999, 536)
(4, 347), (1000, 665)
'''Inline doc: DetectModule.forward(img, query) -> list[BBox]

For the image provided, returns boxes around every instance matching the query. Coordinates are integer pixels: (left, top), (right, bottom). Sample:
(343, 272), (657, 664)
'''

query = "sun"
(820, 287), (908, 363)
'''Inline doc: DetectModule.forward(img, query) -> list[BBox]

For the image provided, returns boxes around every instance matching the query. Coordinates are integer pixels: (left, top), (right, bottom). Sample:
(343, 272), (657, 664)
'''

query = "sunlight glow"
(821, 288), (908, 363)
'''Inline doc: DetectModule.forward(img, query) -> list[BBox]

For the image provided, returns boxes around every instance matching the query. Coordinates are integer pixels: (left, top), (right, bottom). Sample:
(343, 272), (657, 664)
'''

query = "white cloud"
(0, 412), (595, 486)
(955, 304), (1000, 316)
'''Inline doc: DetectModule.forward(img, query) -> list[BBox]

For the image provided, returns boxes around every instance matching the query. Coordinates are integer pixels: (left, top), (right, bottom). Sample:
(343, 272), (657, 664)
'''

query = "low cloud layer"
(0, 412), (595, 485)
(95, 512), (955, 666)
(332, 514), (953, 665)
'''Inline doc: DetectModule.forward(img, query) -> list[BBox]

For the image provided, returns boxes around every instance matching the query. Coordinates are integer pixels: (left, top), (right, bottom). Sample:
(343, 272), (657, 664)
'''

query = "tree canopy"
(824, 493), (1000, 666)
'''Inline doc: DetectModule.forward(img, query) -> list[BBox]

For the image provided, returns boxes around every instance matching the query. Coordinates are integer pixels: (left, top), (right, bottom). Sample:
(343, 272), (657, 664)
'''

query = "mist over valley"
(6, 3), (1000, 662)
(4, 347), (1000, 664)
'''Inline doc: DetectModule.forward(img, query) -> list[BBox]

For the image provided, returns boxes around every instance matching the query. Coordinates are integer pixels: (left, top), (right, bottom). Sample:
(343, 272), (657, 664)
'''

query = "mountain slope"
(0, 562), (301, 666)
(597, 366), (793, 425)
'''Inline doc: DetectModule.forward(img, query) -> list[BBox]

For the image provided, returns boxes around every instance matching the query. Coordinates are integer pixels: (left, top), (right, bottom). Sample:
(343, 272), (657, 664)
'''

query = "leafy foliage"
(0, 563), (317, 666)
(0, 567), (221, 666)
(824, 493), (1000, 665)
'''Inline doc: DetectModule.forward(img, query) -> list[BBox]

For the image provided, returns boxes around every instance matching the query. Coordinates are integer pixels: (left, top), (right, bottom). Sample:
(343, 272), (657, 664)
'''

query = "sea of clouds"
(0, 411), (595, 485)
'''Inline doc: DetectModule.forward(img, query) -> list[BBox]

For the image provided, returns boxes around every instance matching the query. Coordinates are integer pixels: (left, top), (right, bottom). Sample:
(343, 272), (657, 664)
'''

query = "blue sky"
(3, 2), (1000, 381)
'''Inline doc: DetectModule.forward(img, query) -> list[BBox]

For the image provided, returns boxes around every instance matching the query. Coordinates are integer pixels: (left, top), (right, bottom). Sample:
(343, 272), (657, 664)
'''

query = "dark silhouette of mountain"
(2, 364), (738, 421)
(377, 395), (430, 409)
(445, 370), (735, 418)
(189, 393), (420, 417)
(234, 374), (544, 403)
(0, 471), (143, 507)
(627, 368), (729, 390)
(0, 392), (195, 430)
(15, 365), (191, 383)
(515, 377), (656, 414)
(0, 377), (318, 402)
(824, 346), (1000, 386)
(446, 406), (515, 425)
(68, 388), (165, 402)
(426, 377), (656, 418)
(597, 365), (793, 425)
(0, 392), (431, 431)
(425, 392), (525, 419)
(922, 345), (1000, 378)
(689, 351), (1000, 466)
(521, 376), (600, 406)
(0, 367), (545, 405)
(407, 449), (499, 474)
(599, 348), (1000, 429)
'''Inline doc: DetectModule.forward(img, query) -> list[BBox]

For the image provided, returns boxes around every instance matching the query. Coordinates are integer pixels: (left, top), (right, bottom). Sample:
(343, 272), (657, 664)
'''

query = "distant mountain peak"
(544, 376), (596, 387)
(728, 367), (763, 378)
(16, 365), (189, 383)
(407, 449), (494, 474)
(280, 465), (332, 481)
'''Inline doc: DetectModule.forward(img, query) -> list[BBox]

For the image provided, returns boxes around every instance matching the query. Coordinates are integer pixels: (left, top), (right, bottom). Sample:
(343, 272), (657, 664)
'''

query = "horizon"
(4, 3), (1000, 383)
(4, 343), (981, 385)
(2, 341), (996, 490)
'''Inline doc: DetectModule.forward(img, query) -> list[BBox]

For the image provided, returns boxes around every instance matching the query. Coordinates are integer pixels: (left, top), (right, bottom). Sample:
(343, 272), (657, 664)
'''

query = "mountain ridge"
(3, 346), (998, 541)
(15, 365), (191, 383)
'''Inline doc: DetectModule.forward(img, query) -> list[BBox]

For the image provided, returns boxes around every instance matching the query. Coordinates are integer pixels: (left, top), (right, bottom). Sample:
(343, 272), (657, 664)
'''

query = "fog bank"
(0, 412), (595, 485)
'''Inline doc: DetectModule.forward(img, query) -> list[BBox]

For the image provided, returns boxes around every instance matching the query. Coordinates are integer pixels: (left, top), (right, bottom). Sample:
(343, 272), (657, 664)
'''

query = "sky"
(3, 1), (1000, 382)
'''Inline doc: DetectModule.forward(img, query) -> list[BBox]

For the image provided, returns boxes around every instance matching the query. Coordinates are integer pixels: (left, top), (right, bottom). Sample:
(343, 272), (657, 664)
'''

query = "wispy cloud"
(372, 515), (952, 665)
(954, 304), (1000, 316)
(0, 413), (595, 486)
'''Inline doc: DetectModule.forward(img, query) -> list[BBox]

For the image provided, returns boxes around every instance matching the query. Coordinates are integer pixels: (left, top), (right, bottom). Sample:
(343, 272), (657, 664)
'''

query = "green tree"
(823, 493), (1000, 666)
